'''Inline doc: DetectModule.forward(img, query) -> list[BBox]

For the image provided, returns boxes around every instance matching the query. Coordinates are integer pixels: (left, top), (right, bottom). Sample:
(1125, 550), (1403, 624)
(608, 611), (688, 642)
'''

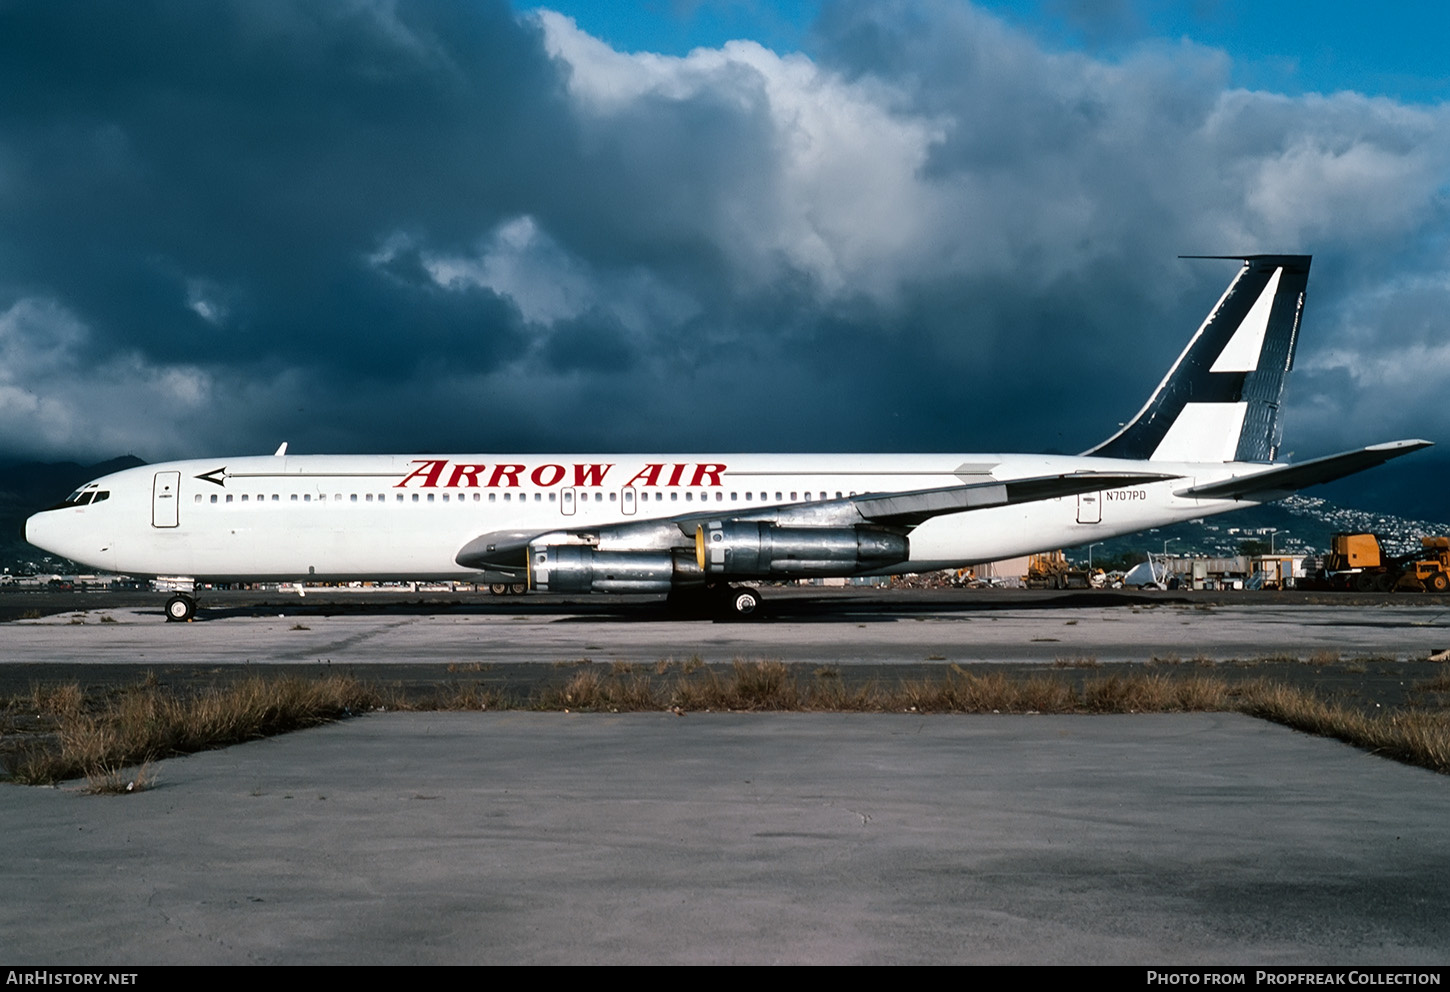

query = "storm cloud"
(1, 0), (1447, 463)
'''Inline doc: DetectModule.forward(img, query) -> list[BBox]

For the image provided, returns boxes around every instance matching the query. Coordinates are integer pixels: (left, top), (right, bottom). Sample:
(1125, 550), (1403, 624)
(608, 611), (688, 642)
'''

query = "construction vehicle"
(1309, 533), (1400, 591)
(1308, 533), (1450, 592)
(1026, 550), (1090, 590)
(1398, 537), (1450, 592)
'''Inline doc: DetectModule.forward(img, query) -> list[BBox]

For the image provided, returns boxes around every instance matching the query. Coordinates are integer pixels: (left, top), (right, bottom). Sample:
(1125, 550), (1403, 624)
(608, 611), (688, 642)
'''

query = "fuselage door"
(152, 471), (181, 528)
(1077, 491), (1101, 525)
(622, 486), (636, 515)
(561, 487), (576, 516)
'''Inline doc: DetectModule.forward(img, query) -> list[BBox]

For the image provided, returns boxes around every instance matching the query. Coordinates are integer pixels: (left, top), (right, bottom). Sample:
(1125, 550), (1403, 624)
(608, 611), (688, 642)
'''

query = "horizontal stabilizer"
(1174, 440), (1433, 501)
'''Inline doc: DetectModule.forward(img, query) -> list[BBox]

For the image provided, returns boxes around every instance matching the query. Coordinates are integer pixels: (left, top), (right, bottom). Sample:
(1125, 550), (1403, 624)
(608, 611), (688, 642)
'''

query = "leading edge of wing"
(1174, 439), (1432, 501)
(844, 470), (1181, 527)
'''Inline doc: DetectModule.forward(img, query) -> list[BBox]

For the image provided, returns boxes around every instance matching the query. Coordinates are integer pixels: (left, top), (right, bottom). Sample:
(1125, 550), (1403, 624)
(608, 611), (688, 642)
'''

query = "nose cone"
(24, 508), (61, 556)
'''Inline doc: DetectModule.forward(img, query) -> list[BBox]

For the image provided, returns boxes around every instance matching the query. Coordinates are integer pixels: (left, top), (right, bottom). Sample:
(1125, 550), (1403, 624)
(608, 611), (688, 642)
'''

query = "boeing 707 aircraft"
(24, 255), (1431, 620)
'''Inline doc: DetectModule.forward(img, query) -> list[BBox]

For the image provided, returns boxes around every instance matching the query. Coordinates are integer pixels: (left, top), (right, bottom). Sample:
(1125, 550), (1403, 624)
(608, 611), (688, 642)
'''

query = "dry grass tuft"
(30, 682), (85, 719)
(82, 761), (156, 795)
(6, 674), (380, 786)
(1233, 681), (1450, 774)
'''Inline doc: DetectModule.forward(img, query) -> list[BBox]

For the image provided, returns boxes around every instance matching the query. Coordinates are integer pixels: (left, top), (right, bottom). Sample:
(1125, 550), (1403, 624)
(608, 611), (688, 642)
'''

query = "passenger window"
(225, 495), (233, 503)
(194, 495), (202, 503)
(241, 495), (249, 502)
(210, 494), (218, 503)
(427, 493), (435, 502)
(304, 494), (311, 502)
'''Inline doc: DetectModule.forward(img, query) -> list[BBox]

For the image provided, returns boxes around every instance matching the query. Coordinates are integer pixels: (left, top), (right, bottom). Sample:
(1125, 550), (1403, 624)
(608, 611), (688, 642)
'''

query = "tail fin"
(1086, 254), (1310, 463)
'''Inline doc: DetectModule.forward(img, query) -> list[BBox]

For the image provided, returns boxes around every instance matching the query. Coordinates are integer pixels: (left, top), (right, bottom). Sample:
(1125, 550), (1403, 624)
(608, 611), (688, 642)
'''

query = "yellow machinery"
(1316, 533), (1450, 592)
(1026, 550), (1089, 590)
(1399, 537), (1450, 592)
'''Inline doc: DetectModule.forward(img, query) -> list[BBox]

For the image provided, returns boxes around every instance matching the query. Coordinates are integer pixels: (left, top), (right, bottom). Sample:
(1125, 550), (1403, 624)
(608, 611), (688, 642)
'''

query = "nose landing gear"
(164, 593), (197, 622)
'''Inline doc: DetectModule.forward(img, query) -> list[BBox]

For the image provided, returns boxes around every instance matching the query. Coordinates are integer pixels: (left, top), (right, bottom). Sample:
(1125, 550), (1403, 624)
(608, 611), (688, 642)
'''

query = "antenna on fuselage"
(273, 442), (288, 456)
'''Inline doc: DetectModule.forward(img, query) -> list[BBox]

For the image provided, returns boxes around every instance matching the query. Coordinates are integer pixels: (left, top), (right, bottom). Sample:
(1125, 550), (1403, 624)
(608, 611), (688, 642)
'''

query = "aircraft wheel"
(165, 594), (196, 623)
(509, 583), (527, 595)
(489, 583), (508, 595)
(724, 587), (762, 619)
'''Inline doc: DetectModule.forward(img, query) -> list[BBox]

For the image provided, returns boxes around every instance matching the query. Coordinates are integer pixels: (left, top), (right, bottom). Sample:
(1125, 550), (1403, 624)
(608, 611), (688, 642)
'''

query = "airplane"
(24, 254), (1431, 621)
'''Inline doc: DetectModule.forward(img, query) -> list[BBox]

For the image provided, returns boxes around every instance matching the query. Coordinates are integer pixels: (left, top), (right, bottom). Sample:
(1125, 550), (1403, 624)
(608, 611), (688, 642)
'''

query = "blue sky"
(1, 0), (1448, 488)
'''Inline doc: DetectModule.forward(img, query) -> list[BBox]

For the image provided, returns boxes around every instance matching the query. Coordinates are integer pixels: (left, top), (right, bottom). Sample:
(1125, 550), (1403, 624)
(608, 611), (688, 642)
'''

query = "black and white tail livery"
(1088, 255), (1309, 463)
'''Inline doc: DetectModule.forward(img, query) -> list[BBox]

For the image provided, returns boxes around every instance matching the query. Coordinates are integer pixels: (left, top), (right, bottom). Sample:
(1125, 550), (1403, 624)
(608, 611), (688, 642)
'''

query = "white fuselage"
(26, 452), (1260, 582)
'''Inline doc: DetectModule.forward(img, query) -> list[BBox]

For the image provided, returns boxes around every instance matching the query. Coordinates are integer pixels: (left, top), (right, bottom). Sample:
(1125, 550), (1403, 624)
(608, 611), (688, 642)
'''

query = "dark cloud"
(0, 0), (1447, 469)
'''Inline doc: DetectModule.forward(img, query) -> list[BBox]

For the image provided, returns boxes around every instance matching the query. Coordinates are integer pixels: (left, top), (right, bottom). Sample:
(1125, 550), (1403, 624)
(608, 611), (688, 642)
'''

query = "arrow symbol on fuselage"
(954, 462), (1000, 483)
(196, 467), (228, 487)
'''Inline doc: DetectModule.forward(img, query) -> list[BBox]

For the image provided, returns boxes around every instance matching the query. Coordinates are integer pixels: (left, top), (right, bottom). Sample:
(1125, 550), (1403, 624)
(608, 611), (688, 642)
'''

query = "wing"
(454, 469), (1178, 571)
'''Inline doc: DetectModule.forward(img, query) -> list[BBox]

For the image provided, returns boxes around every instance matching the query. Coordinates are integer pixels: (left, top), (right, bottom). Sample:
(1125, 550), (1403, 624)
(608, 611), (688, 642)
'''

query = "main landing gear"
(666, 584), (764, 620)
(164, 593), (198, 622)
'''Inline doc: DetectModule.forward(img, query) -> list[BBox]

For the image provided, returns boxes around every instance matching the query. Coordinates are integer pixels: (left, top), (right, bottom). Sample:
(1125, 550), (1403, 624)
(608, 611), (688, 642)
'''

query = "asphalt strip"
(4, 711), (1448, 965)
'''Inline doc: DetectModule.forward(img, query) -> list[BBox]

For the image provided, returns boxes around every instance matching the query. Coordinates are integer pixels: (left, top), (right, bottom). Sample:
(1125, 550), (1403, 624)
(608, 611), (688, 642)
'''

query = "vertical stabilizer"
(1086, 255), (1309, 463)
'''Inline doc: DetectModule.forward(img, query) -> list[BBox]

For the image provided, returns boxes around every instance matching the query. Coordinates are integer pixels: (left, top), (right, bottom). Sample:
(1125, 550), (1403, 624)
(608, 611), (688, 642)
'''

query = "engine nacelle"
(529, 545), (703, 593)
(695, 522), (909, 578)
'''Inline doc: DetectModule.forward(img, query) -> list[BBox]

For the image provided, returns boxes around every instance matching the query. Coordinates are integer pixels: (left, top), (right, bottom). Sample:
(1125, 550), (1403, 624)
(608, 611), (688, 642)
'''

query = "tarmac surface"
(5, 712), (1449, 965)
(4, 588), (1450, 964)
(5, 587), (1450, 669)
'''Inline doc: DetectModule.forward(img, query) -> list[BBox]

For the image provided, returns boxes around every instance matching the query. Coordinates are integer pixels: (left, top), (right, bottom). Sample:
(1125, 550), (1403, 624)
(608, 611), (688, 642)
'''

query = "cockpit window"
(59, 484), (104, 508)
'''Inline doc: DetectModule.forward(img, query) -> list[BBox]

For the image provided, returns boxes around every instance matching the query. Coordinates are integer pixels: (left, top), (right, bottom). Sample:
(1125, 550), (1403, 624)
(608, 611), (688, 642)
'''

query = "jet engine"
(695, 521), (909, 577)
(529, 545), (703, 593)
